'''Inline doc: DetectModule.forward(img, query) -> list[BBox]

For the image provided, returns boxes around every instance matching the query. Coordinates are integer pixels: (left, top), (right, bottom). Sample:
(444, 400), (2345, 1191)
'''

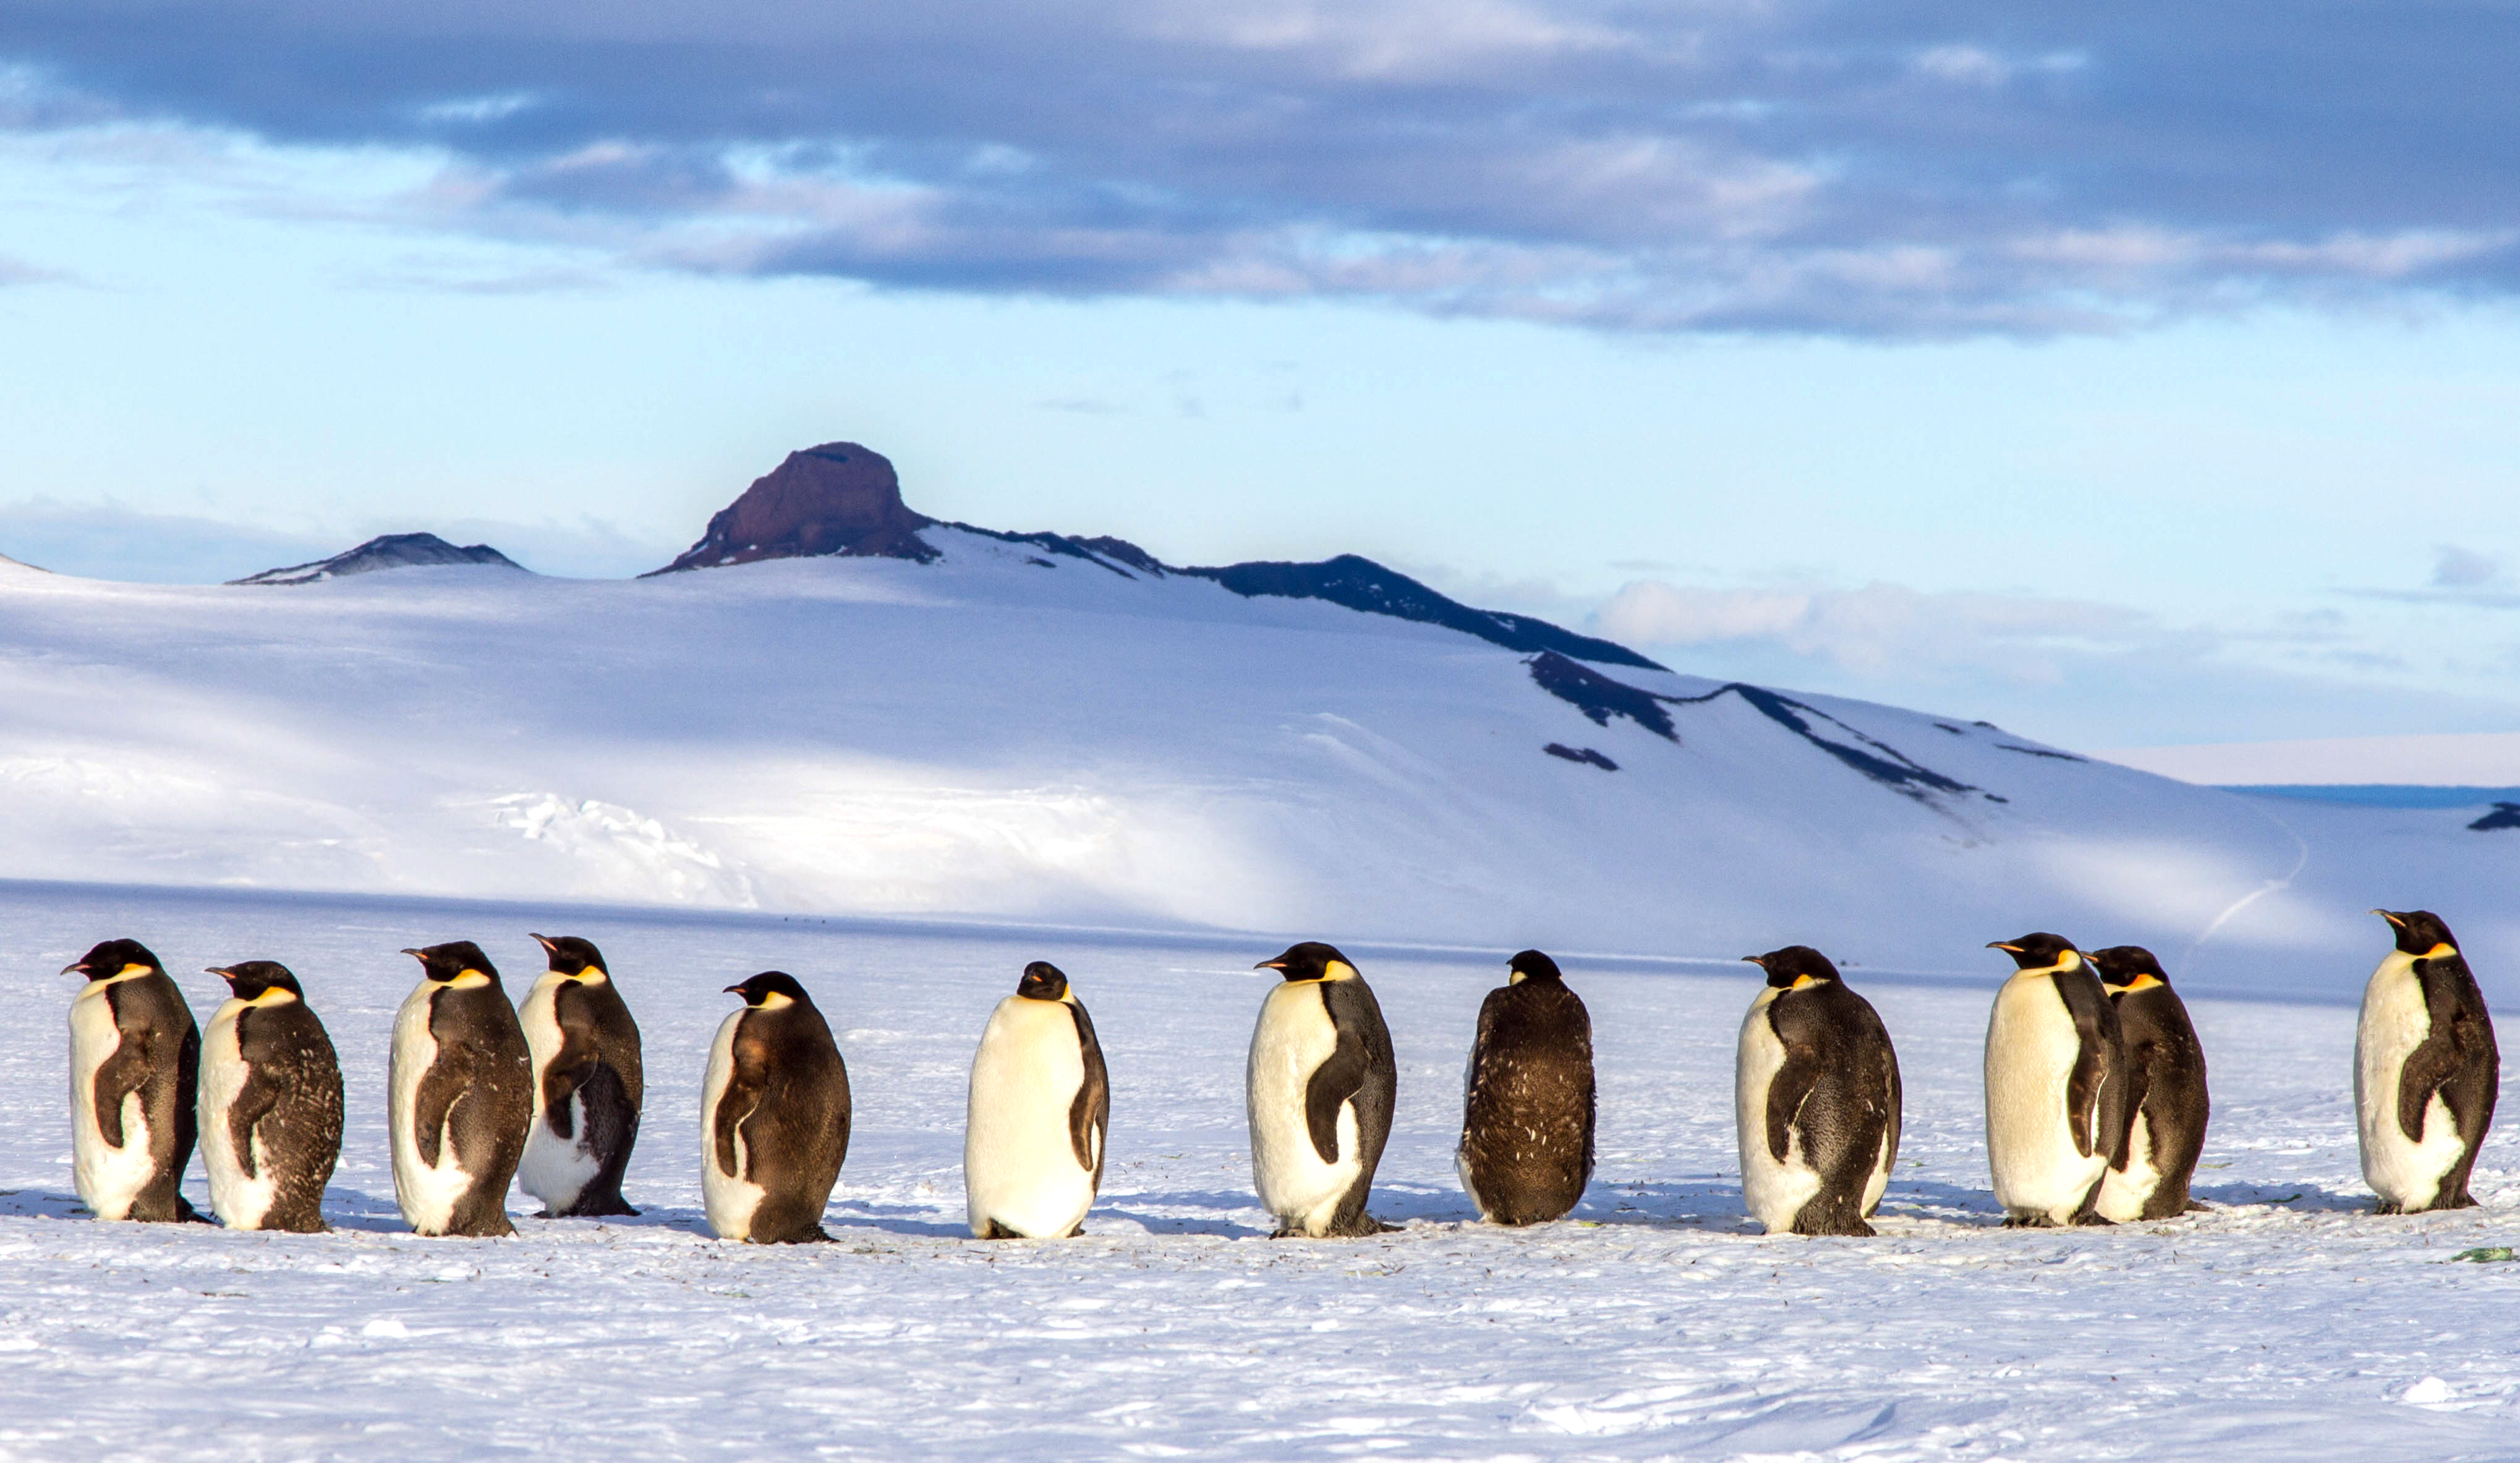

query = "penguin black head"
(1256, 942), (1354, 983)
(1506, 950), (1564, 986)
(531, 933), (610, 979)
(208, 960), (304, 1002)
(2375, 909), (2459, 958)
(62, 938), (164, 981)
(1986, 932), (2082, 973)
(726, 970), (814, 1009)
(2087, 945), (2171, 992)
(1016, 961), (1070, 1000)
(1743, 945), (1841, 989)
(401, 941), (501, 986)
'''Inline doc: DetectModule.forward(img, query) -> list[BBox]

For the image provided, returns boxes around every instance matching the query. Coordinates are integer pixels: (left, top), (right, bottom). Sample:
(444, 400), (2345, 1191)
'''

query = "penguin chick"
(2087, 946), (2210, 1222)
(702, 972), (852, 1243)
(64, 939), (203, 1222)
(1735, 946), (1901, 1237)
(1246, 941), (1396, 1238)
(516, 934), (644, 1218)
(389, 941), (533, 1237)
(1457, 950), (1595, 1225)
(2356, 910), (2498, 1214)
(199, 961), (344, 1232)
(1983, 933), (2124, 1228)
(964, 961), (1110, 1239)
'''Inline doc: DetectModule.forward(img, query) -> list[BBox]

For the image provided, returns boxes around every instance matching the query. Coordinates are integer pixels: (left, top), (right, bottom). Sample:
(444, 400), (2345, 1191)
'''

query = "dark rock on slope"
(650, 442), (937, 573)
(1178, 555), (1664, 670)
(232, 533), (525, 586)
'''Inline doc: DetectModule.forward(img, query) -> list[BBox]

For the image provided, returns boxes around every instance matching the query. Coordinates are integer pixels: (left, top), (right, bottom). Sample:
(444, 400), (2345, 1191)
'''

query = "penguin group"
(53, 909), (2498, 1240)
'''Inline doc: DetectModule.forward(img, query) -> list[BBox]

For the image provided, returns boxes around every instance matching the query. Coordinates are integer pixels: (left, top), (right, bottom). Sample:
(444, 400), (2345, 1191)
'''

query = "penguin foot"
(2183, 1200), (2211, 1214)
(2071, 1212), (2116, 1227)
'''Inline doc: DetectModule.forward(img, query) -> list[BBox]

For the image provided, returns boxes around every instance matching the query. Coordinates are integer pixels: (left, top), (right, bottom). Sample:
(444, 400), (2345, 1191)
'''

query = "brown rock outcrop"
(651, 442), (936, 574)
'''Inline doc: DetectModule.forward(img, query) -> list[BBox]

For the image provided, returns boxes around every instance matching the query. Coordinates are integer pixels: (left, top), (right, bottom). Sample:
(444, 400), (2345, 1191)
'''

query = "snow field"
(3, 882), (2518, 1459)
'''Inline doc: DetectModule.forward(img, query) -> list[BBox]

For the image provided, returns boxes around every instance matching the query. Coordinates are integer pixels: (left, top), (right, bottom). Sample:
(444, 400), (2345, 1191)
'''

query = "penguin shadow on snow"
(823, 1198), (990, 1239)
(0, 1187), (99, 1221)
(1085, 1187), (1269, 1237)
(1559, 1179), (1754, 1231)
(2189, 1180), (2369, 1214)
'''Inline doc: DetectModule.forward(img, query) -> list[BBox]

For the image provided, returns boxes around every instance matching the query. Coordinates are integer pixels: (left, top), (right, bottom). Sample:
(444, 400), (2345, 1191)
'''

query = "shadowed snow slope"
(0, 532), (2506, 997)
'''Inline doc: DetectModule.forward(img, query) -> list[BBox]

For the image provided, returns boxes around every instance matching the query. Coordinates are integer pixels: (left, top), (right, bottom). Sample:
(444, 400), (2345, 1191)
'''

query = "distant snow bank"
(2102, 732), (2520, 787)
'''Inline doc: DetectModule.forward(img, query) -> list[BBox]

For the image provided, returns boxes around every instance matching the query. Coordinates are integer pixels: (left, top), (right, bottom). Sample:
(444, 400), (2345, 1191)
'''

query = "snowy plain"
(4, 539), (2520, 1457)
(5, 884), (2520, 1460)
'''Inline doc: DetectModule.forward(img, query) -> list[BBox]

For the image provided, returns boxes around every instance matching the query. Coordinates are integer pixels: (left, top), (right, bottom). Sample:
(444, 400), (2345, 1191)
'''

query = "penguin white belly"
(965, 997), (1094, 1238)
(68, 979), (158, 1222)
(2094, 1109), (2161, 1224)
(1985, 975), (2106, 1223)
(700, 1011), (765, 1241)
(388, 984), (477, 1234)
(514, 975), (600, 1210)
(1735, 991), (1821, 1233)
(2356, 953), (2468, 1209)
(1248, 983), (1361, 1235)
(198, 1000), (278, 1230)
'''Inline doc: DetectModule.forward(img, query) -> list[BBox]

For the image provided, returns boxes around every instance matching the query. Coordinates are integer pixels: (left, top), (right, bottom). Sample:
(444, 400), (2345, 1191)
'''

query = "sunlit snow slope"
(0, 531), (2506, 996)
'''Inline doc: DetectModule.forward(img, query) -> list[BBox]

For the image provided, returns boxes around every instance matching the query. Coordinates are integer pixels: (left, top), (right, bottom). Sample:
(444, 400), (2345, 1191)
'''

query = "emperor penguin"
(964, 961), (1110, 1239)
(515, 934), (644, 1218)
(2356, 909), (2499, 1214)
(1457, 949), (1595, 1225)
(2087, 945), (2210, 1222)
(1983, 933), (2124, 1227)
(198, 961), (344, 1232)
(1246, 941), (1395, 1238)
(702, 971), (852, 1243)
(63, 939), (203, 1222)
(389, 941), (533, 1237)
(1735, 945), (1902, 1237)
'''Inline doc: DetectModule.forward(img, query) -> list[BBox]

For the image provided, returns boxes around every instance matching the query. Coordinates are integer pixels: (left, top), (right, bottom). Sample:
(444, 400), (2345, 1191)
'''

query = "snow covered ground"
(4, 880), (2518, 1460)
(2102, 732), (2520, 788)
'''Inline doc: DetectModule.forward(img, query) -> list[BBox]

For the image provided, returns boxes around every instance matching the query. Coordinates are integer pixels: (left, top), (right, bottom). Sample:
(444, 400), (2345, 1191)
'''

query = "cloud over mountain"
(4, 0), (2517, 335)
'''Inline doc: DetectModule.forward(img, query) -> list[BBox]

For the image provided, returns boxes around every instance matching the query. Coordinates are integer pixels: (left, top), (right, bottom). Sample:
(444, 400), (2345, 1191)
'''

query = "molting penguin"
(2356, 910), (2498, 1214)
(1735, 946), (1902, 1237)
(964, 961), (1109, 1239)
(389, 941), (533, 1237)
(2087, 945), (2210, 1222)
(515, 934), (644, 1218)
(1457, 950), (1595, 1225)
(64, 939), (203, 1222)
(702, 972), (851, 1243)
(1983, 933), (2124, 1227)
(198, 962), (343, 1232)
(1246, 941), (1395, 1238)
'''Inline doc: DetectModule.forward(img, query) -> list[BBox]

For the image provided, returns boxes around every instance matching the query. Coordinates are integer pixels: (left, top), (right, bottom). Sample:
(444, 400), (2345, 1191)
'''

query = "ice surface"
(2, 882), (2517, 1459)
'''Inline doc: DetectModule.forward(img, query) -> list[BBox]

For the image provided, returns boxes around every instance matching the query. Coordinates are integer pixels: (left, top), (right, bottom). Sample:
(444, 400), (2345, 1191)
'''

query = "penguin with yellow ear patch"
(1246, 941), (1395, 1238)
(964, 961), (1109, 1239)
(1983, 933), (2124, 1227)
(702, 972), (851, 1243)
(199, 961), (343, 1232)
(64, 939), (203, 1222)
(1735, 946), (1901, 1236)
(389, 941), (533, 1237)
(2087, 946), (2209, 1222)
(516, 934), (644, 1219)
(2356, 910), (2497, 1214)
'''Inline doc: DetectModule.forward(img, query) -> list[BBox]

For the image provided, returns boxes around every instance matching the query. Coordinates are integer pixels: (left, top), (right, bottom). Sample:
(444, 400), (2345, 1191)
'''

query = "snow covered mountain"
(1, 445), (2509, 998)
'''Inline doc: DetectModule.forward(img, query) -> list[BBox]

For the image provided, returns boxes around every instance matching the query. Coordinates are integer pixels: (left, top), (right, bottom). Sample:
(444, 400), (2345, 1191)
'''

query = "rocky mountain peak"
(650, 441), (937, 574)
(231, 533), (525, 586)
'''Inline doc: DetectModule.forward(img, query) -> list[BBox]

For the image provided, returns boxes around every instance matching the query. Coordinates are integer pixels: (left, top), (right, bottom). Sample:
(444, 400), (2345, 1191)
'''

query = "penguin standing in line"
(1983, 933), (2124, 1227)
(2087, 945), (2210, 1222)
(389, 942), (533, 1237)
(198, 961), (343, 1232)
(702, 972), (852, 1243)
(515, 934), (644, 1218)
(2356, 909), (2498, 1214)
(1457, 949), (1594, 1226)
(1246, 941), (1395, 1238)
(64, 939), (203, 1222)
(964, 961), (1110, 1239)
(1735, 945), (1902, 1237)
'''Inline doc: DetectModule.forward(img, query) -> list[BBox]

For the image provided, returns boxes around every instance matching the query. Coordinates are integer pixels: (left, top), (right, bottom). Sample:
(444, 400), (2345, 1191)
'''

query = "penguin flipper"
(1066, 1003), (1110, 1182)
(711, 1067), (765, 1177)
(2056, 975), (2121, 1160)
(90, 1021), (161, 1151)
(1304, 1012), (1373, 1166)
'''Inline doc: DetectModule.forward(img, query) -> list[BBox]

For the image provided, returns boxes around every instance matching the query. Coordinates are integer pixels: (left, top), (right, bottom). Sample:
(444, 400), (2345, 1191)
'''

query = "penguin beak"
(59, 960), (87, 976)
(530, 933), (557, 953)
(1741, 955), (1766, 967)
(399, 948), (425, 958)
(1986, 942), (2021, 953)
(1254, 960), (1285, 971)
(2373, 910), (2404, 927)
(723, 983), (745, 995)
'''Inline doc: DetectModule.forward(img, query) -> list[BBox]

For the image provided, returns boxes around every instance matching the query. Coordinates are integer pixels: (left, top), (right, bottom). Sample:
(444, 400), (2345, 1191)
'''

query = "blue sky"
(2, 1), (2518, 749)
